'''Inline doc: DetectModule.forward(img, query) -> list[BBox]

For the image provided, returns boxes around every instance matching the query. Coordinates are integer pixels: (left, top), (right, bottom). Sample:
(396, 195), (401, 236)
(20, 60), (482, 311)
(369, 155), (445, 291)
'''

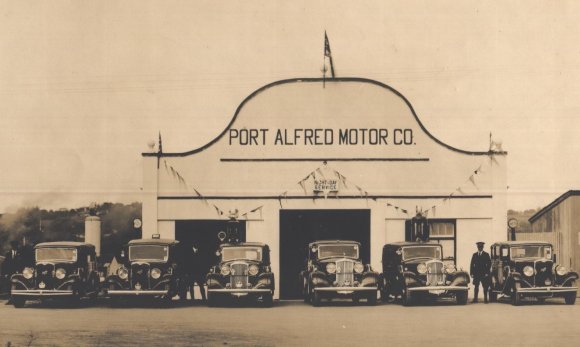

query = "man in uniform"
(470, 241), (491, 303)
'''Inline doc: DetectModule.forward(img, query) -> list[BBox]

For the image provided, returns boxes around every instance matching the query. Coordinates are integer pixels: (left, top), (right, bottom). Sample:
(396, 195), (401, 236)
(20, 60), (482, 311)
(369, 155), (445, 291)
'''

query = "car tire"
(489, 291), (498, 303)
(511, 282), (521, 306)
(311, 290), (322, 307)
(12, 298), (25, 308)
(402, 288), (412, 306)
(207, 292), (218, 307)
(304, 282), (311, 303)
(262, 292), (274, 308)
(367, 292), (377, 306)
(455, 291), (467, 305)
(565, 280), (577, 305)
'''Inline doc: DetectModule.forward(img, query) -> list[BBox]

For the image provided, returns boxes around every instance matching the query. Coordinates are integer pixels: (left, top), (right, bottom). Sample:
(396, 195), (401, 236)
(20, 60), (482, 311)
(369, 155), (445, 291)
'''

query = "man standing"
(2, 241), (21, 304)
(470, 241), (491, 303)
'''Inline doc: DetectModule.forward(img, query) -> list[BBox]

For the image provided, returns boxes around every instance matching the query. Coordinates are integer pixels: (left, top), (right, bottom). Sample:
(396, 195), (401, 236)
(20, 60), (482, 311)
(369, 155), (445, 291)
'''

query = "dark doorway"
(279, 209), (371, 299)
(175, 220), (246, 274)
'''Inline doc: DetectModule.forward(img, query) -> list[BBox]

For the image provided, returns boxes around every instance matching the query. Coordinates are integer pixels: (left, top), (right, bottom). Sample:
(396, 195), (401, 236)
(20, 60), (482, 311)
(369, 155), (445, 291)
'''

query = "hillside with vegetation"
(507, 208), (540, 233)
(0, 202), (141, 258)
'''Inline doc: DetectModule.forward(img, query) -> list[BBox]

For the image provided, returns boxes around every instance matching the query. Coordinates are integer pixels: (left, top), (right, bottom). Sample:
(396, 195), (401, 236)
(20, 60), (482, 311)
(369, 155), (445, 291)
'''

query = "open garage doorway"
(175, 220), (246, 275)
(279, 209), (370, 299)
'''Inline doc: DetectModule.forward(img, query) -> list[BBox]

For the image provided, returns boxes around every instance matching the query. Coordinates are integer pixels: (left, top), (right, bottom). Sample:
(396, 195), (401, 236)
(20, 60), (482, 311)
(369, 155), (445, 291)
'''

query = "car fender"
(561, 271), (579, 286)
(255, 273), (275, 290)
(448, 271), (469, 287)
(403, 271), (421, 287)
(206, 273), (224, 289)
(309, 271), (330, 288)
(361, 271), (379, 287)
(10, 274), (31, 290)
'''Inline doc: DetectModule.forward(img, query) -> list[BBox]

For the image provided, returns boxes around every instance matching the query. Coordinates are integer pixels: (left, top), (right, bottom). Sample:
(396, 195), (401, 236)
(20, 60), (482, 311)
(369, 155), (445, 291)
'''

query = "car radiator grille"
(36, 263), (55, 289)
(534, 261), (553, 286)
(426, 261), (445, 286)
(336, 260), (354, 287)
(230, 263), (249, 289)
(131, 263), (151, 289)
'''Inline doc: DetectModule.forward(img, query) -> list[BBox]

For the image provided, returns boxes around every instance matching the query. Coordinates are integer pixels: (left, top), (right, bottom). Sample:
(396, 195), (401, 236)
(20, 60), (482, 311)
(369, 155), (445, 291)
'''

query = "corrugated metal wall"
(528, 196), (580, 271)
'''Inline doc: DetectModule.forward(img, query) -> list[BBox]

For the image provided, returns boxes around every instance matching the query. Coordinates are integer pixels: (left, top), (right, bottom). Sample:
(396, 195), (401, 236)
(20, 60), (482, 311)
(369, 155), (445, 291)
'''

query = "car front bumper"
(107, 290), (169, 296)
(407, 285), (468, 292)
(517, 286), (578, 295)
(11, 289), (75, 297)
(314, 286), (377, 294)
(208, 288), (271, 297)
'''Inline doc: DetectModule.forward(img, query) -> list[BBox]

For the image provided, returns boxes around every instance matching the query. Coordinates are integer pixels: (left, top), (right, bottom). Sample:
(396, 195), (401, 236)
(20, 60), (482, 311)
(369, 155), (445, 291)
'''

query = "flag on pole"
(324, 31), (335, 78)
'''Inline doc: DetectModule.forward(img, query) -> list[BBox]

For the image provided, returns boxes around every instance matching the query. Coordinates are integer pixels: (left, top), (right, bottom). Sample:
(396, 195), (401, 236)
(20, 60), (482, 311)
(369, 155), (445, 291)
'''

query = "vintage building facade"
(141, 77), (507, 299)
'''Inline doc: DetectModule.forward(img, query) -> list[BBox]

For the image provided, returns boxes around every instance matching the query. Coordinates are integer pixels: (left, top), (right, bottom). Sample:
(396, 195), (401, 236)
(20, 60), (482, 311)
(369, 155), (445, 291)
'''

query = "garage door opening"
(279, 209), (370, 299)
(175, 220), (246, 275)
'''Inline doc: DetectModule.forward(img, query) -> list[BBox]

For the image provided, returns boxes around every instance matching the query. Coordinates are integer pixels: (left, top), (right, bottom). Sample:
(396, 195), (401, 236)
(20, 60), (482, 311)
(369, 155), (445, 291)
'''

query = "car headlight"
(55, 268), (66, 280)
(151, 268), (161, 279)
(23, 267), (34, 279)
(220, 265), (230, 276)
(326, 263), (336, 274)
(117, 267), (129, 280)
(445, 264), (456, 274)
(354, 262), (364, 274)
(248, 264), (259, 276)
(523, 266), (534, 277)
(417, 263), (427, 274)
(556, 265), (568, 276)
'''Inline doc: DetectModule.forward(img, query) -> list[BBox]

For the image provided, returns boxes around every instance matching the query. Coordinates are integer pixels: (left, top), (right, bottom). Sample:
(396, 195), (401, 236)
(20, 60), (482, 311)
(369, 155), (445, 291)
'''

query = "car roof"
(128, 238), (179, 246)
(35, 241), (94, 249)
(309, 240), (361, 247)
(220, 242), (268, 248)
(383, 242), (441, 248)
(492, 241), (552, 246)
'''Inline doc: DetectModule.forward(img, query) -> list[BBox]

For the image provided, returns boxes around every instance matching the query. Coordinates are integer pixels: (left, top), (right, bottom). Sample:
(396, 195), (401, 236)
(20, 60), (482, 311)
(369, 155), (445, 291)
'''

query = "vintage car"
(106, 239), (182, 302)
(206, 242), (274, 306)
(10, 242), (100, 308)
(489, 241), (578, 305)
(381, 242), (469, 305)
(299, 240), (379, 306)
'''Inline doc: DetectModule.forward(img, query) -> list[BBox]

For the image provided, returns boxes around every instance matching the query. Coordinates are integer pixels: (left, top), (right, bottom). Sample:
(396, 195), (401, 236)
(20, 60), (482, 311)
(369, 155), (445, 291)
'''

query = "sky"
(1, 0), (580, 213)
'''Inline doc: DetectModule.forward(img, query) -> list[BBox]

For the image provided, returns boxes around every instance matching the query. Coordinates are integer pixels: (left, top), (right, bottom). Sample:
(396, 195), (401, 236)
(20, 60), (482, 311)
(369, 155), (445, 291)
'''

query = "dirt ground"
(1, 297), (579, 346)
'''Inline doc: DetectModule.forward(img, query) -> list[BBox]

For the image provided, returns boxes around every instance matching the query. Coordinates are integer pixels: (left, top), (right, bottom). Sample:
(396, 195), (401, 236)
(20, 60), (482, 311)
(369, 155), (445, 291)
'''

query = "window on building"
(429, 221), (456, 265)
(404, 219), (457, 265)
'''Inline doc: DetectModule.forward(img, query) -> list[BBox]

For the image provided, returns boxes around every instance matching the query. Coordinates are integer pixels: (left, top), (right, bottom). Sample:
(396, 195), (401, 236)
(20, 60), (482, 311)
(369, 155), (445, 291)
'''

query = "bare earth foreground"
(1, 298), (579, 346)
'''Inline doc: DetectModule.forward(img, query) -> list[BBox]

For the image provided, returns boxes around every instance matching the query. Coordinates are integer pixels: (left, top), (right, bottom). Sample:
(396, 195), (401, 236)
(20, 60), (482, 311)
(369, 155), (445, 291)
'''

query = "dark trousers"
(180, 274), (206, 301)
(473, 275), (490, 300)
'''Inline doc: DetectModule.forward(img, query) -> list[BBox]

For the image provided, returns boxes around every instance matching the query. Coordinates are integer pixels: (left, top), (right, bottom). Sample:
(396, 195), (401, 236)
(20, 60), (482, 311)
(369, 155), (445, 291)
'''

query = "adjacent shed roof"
(528, 190), (580, 223)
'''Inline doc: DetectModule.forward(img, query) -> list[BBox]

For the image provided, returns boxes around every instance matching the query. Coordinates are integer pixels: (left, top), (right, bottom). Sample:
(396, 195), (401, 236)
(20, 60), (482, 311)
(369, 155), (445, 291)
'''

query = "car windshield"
(402, 246), (441, 261)
(511, 245), (552, 260)
(318, 244), (359, 259)
(129, 245), (169, 262)
(221, 247), (262, 261)
(36, 248), (77, 262)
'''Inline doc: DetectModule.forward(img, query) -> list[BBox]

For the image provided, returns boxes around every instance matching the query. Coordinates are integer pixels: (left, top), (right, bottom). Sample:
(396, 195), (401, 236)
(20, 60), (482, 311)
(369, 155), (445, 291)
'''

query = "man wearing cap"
(470, 241), (491, 303)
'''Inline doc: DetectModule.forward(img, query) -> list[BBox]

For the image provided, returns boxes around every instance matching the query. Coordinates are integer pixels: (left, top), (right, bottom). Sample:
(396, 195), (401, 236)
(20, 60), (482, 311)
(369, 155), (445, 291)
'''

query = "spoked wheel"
(455, 291), (468, 305)
(352, 295), (360, 304)
(565, 280), (577, 305)
(12, 297), (25, 308)
(402, 288), (412, 306)
(511, 282), (522, 306)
